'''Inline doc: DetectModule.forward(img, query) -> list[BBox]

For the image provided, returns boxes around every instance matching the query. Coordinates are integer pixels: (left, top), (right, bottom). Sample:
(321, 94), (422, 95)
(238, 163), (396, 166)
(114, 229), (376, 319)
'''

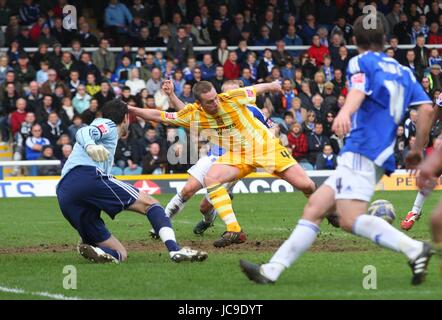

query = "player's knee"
(132, 192), (159, 213)
(302, 200), (322, 225)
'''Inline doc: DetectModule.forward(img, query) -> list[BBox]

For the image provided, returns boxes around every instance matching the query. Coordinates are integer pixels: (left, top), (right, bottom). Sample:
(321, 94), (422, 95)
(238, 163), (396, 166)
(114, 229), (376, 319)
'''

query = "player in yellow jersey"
(129, 80), (316, 247)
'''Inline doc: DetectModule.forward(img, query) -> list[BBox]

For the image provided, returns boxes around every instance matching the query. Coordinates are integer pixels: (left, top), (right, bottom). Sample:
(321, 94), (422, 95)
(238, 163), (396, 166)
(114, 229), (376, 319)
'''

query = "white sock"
(353, 215), (423, 261)
(261, 219), (320, 281)
(165, 193), (186, 219)
(411, 192), (427, 215)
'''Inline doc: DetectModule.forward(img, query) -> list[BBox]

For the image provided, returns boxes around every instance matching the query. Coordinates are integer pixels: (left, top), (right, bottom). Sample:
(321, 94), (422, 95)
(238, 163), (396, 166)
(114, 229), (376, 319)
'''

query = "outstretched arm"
(128, 106), (163, 123)
(253, 81), (282, 96)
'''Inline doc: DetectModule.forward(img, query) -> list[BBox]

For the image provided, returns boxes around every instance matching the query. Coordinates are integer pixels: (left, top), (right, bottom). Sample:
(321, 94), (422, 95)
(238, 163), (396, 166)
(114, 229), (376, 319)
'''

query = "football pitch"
(0, 191), (441, 300)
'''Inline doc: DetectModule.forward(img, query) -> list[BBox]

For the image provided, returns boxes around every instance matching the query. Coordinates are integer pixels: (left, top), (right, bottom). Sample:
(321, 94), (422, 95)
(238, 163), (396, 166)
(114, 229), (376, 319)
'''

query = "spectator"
(125, 68), (146, 96)
(191, 15), (211, 46)
(77, 52), (101, 83)
(428, 23), (442, 53)
(115, 130), (140, 170)
(92, 38), (115, 75)
(0, 54), (12, 86)
(19, 0), (40, 26)
(333, 45), (350, 72)
(146, 67), (163, 95)
(42, 111), (68, 146)
(9, 98), (27, 137)
(200, 54), (216, 81)
(85, 73), (101, 97)
(141, 142), (166, 174)
(60, 144), (72, 168)
(239, 67), (254, 87)
(330, 129), (344, 154)
(68, 114), (86, 143)
(14, 53), (35, 85)
(223, 51), (240, 80)
(315, 144), (337, 170)
(414, 34), (429, 69)
(36, 60), (49, 85)
(283, 25), (303, 50)
(235, 39), (251, 65)
(37, 145), (61, 176)
(81, 98), (99, 125)
(179, 83), (195, 104)
(12, 111), (35, 166)
(428, 64), (442, 91)
(94, 81), (115, 107)
(228, 13), (250, 46)
(186, 67), (203, 87)
(166, 26), (194, 68)
(172, 70), (185, 97)
(254, 25), (275, 46)
(211, 38), (229, 66)
(72, 85), (91, 114)
(300, 14), (317, 45)
(404, 109), (418, 139)
(128, 14), (147, 44)
(25, 123), (49, 160)
(0, 82), (18, 142)
(394, 13), (412, 44)
(209, 66), (225, 93)
(287, 123), (308, 161)
(113, 56), (133, 85)
(404, 49), (423, 80)
(104, 0), (133, 45)
(257, 49), (275, 83)
(307, 122), (330, 165)
(61, 97), (75, 122)
(279, 112), (295, 135)
(429, 48), (442, 68)
(395, 125), (407, 168)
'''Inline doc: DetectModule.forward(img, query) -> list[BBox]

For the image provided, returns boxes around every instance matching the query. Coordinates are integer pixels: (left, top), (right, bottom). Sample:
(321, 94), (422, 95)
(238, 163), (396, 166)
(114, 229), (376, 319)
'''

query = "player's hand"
(162, 79), (175, 96)
(416, 166), (437, 196)
(405, 149), (423, 172)
(436, 92), (442, 108)
(270, 80), (282, 93)
(332, 111), (351, 135)
(86, 144), (110, 162)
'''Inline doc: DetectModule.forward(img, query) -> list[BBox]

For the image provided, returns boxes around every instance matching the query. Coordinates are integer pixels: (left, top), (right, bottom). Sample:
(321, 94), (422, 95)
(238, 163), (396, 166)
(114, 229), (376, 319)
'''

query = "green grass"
(0, 191), (441, 300)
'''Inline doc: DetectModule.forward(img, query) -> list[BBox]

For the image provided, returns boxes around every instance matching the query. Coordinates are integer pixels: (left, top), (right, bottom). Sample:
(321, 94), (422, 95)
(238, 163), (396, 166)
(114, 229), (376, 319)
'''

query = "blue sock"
(98, 246), (121, 261)
(147, 204), (181, 252)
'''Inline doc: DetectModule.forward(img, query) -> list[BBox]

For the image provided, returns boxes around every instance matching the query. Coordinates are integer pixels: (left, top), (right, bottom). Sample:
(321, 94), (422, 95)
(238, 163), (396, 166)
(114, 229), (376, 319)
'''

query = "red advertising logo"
(133, 180), (161, 195)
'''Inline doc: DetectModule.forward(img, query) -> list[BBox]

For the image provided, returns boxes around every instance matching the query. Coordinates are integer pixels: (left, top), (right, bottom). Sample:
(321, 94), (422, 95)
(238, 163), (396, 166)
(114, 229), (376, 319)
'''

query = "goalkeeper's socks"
(98, 246), (122, 261)
(353, 214), (423, 261)
(147, 204), (181, 252)
(165, 193), (186, 219)
(207, 184), (241, 232)
(411, 191), (427, 215)
(262, 219), (320, 281)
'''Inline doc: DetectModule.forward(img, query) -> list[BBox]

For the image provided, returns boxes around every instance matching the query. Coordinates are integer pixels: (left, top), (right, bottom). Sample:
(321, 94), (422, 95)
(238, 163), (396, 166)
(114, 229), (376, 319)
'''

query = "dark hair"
(353, 15), (385, 51)
(102, 99), (128, 125)
(193, 81), (214, 101)
(284, 111), (294, 118)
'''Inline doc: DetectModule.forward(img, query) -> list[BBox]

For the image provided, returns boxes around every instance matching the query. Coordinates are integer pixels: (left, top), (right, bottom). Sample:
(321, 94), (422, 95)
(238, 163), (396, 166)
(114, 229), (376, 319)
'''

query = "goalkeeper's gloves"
(86, 144), (110, 162)
(436, 92), (442, 108)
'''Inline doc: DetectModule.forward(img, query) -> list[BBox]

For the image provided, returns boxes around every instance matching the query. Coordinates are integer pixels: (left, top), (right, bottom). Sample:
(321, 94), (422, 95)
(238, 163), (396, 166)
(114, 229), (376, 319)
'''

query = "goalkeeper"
(56, 99), (207, 264)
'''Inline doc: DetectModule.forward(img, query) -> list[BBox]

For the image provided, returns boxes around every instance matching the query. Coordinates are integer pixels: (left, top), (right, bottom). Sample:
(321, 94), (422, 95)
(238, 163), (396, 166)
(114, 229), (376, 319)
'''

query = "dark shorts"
(56, 166), (139, 245)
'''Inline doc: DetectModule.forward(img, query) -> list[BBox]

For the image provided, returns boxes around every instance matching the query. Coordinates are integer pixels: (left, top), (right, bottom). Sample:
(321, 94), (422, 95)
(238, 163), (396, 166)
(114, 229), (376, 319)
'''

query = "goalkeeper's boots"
(77, 244), (119, 264)
(193, 209), (217, 235)
(169, 247), (208, 263)
(239, 260), (274, 284)
(409, 242), (434, 285)
(149, 228), (160, 240)
(401, 211), (420, 231)
(213, 230), (247, 247)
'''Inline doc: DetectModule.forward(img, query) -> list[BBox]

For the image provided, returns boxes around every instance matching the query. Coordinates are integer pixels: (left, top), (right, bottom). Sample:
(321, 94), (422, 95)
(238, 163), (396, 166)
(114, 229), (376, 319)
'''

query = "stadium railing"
(0, 45), (441, 53)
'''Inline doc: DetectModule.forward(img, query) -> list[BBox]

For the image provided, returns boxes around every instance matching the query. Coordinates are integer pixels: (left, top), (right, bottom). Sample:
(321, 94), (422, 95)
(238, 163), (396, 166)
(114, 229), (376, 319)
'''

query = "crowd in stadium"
(0, 0), (441, 176)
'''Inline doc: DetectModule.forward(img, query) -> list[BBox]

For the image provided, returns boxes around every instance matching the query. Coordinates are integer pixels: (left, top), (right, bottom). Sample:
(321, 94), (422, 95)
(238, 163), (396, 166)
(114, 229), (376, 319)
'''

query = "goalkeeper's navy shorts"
(56, 165), (139, 244)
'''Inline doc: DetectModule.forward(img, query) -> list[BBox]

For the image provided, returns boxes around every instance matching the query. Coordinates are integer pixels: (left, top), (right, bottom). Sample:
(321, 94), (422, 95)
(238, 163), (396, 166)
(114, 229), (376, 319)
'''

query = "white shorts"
(188, 155), (237, 191)
(324, 152), (384, 202)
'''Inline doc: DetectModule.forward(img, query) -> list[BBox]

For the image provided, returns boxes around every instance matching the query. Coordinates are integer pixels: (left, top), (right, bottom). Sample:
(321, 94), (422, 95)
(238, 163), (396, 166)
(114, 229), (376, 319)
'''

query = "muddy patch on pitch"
(0, 237), (371, 255)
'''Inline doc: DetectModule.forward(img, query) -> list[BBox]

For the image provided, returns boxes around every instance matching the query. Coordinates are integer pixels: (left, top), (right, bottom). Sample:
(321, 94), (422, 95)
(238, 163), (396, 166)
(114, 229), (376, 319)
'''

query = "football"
(368, 199), (396, 224)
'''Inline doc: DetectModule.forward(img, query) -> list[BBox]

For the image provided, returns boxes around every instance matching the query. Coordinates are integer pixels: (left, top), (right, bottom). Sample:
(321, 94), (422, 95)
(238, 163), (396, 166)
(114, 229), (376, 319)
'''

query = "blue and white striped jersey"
(341, 51), (432, 173)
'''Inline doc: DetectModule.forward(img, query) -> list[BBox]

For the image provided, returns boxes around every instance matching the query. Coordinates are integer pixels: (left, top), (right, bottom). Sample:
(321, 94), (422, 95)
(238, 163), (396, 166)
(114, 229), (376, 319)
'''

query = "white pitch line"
(0, 285), (83, 300)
